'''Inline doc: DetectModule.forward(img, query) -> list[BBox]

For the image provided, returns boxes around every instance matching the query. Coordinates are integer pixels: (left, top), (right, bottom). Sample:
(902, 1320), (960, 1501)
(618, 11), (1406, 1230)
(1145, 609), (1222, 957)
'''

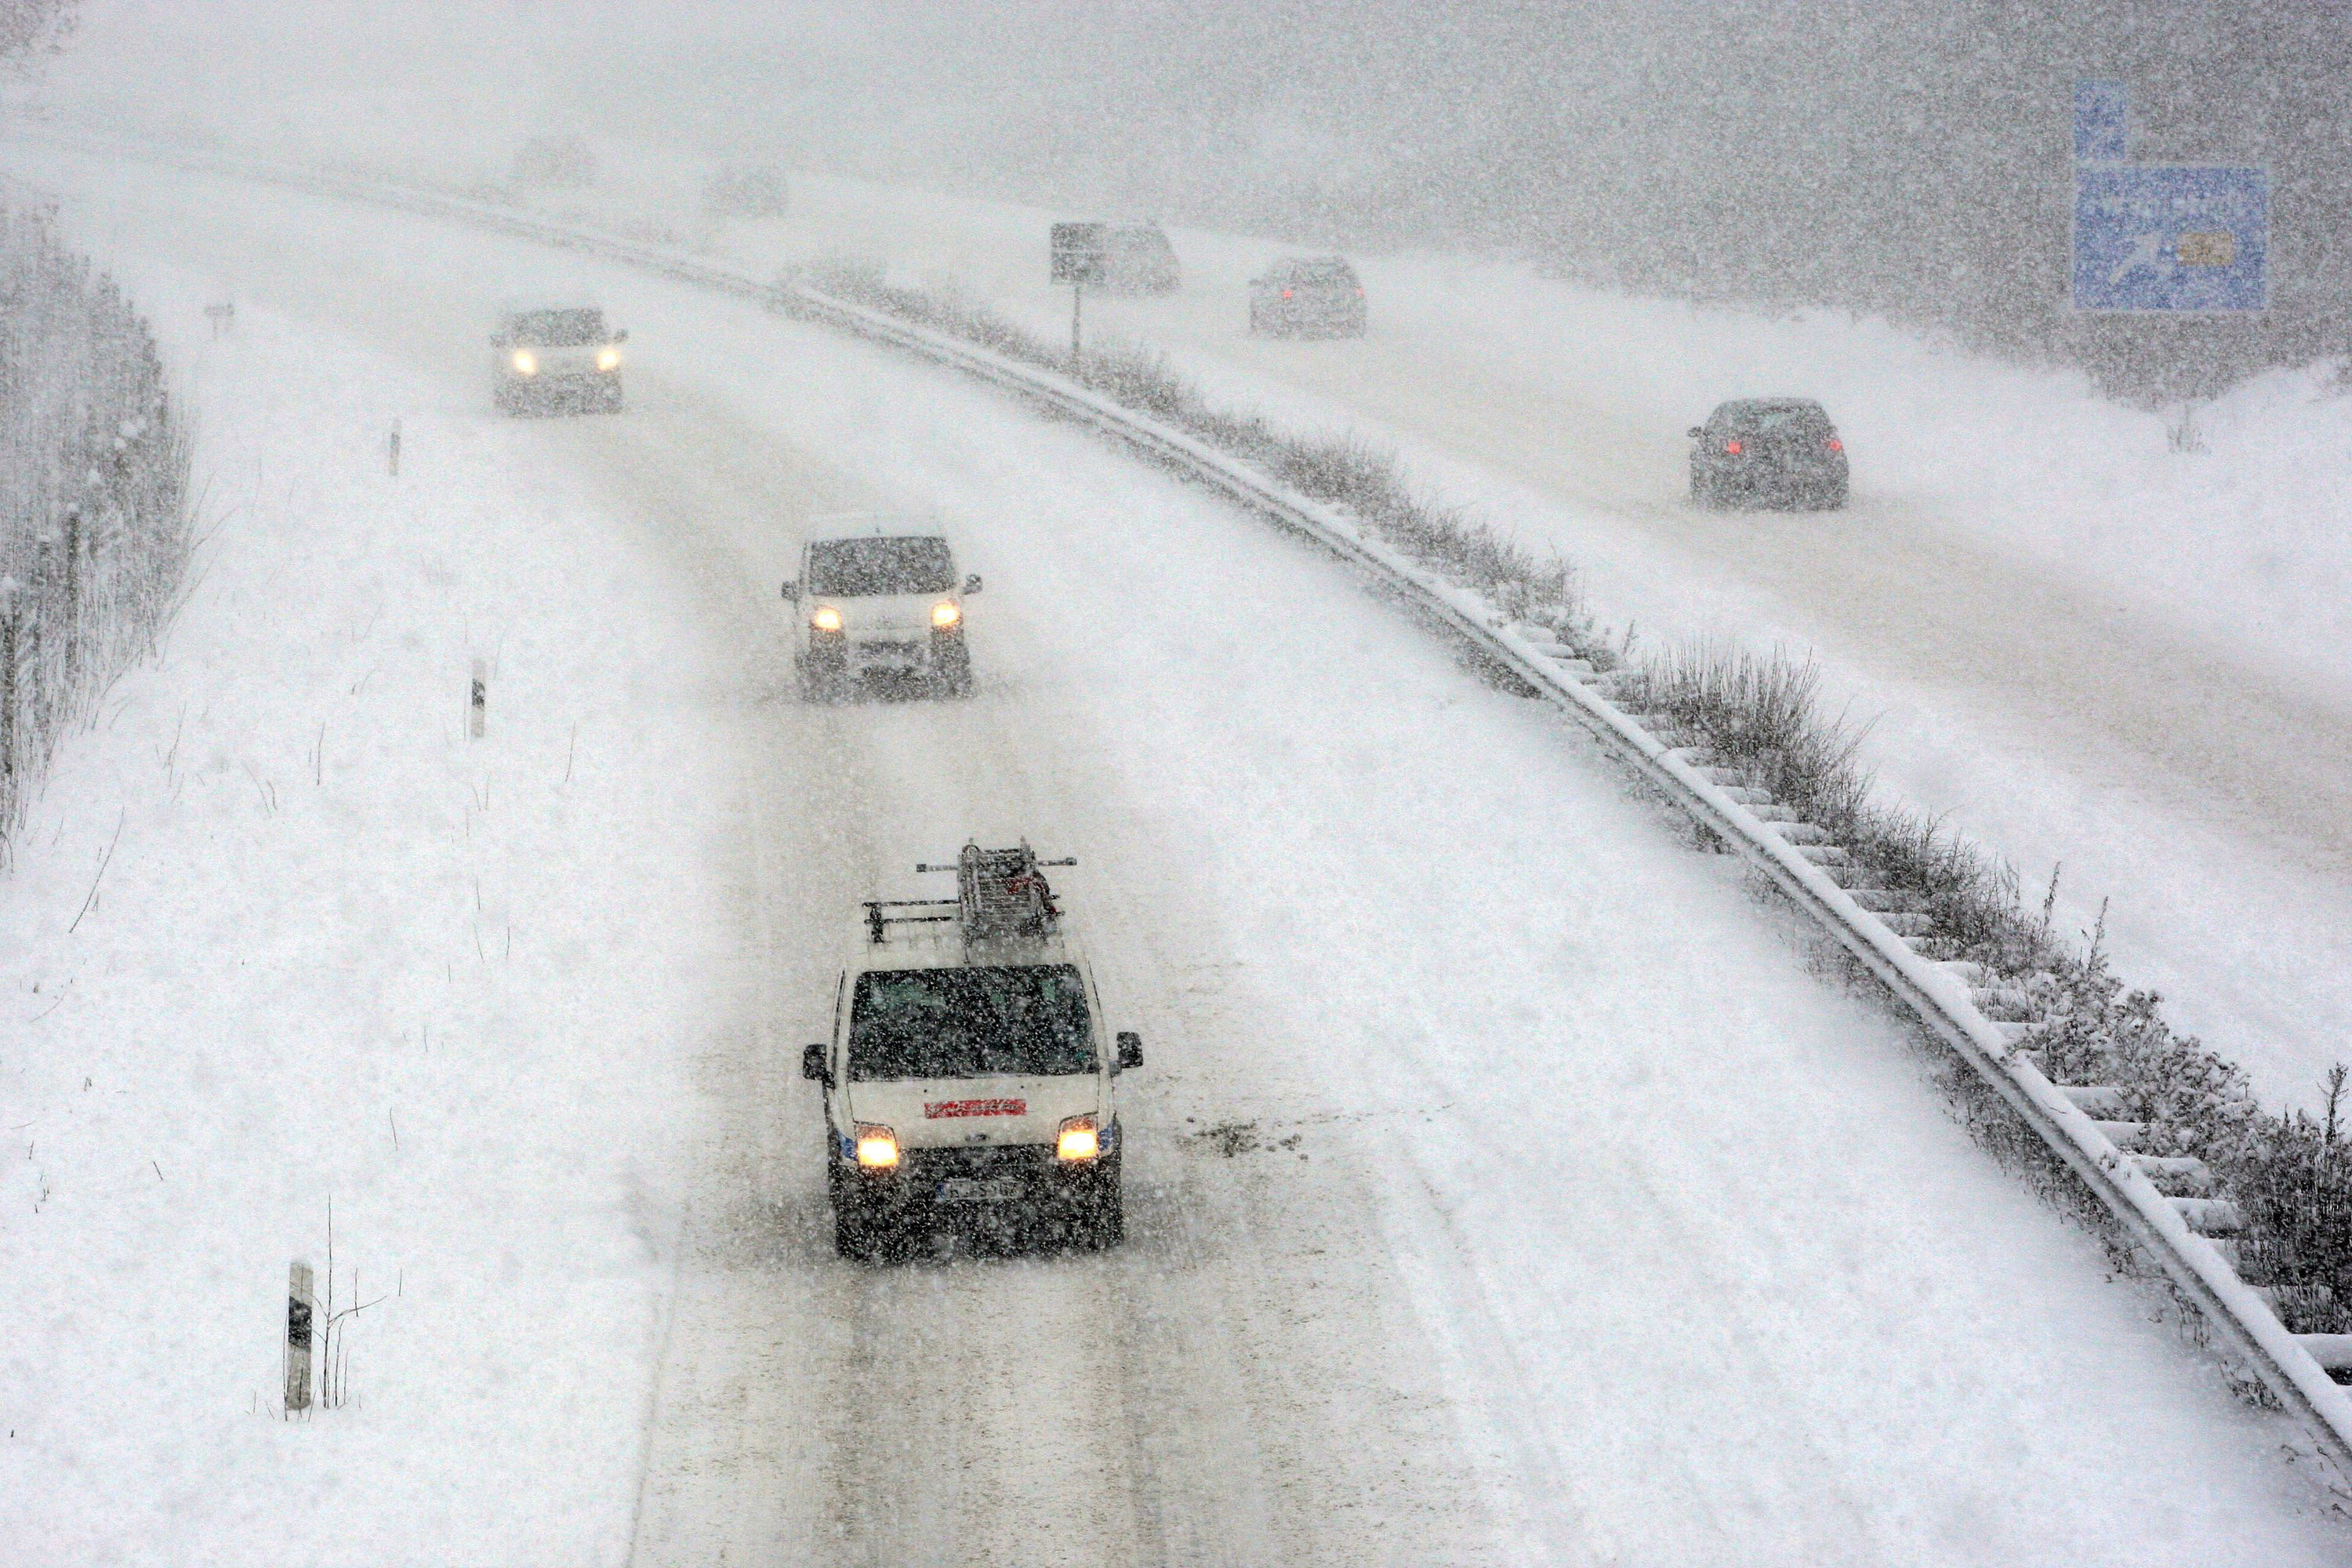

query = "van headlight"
(1055, 1115), (1101, 1163)
(596, 347), (622, 372)
(854, 1123), (900, 1170)
(510, 349), (537, 376)
(811, 605), (844, 633)
(931, 599), (961, 630)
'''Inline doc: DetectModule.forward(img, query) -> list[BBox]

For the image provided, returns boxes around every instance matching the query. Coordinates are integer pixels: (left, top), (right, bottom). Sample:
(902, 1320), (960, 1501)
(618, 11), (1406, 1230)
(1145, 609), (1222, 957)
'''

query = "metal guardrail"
(19, 123), (2352, 1480)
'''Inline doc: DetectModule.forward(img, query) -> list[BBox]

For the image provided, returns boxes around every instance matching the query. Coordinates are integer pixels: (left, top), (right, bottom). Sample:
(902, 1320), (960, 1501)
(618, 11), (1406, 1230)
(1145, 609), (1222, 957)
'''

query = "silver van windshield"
(849, 964), (1095, 1080)
(808, 536), (955, 597)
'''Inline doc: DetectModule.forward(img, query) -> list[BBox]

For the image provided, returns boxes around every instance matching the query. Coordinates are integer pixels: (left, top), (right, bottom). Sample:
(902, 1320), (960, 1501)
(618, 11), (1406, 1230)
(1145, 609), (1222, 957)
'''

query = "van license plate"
(938, 1177), (1022, 1203)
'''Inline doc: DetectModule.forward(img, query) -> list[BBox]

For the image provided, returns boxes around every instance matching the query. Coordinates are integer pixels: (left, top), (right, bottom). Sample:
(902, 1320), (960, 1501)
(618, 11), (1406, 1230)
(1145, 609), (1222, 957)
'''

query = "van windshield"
(848, 965), (1095, 1080)
(506, 308), (607, 346)
(807, 536), (956, 597)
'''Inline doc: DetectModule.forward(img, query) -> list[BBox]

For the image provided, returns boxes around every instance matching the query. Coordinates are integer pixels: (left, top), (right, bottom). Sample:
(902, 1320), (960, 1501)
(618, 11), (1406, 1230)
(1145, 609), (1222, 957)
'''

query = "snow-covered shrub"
(0, 204), (191, 844)
(2022, 929), (2351, 1334)
(1610, 644), (2042, 967)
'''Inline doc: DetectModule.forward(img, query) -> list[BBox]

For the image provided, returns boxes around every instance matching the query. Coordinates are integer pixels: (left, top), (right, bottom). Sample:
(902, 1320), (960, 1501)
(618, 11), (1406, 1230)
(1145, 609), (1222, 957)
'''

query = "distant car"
(782, 528), (981, 700)
(493, 305), (626, 416)
(1248, 256), (1367, 338)
(1091, 220), (1181, 295)
(1688, 398), (1848, 510)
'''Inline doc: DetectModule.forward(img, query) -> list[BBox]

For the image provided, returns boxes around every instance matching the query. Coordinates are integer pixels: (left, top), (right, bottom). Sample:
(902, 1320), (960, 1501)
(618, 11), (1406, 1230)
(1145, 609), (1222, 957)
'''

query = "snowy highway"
(5, 147), (2351, 1565)
(638, 168), (2352, 1112)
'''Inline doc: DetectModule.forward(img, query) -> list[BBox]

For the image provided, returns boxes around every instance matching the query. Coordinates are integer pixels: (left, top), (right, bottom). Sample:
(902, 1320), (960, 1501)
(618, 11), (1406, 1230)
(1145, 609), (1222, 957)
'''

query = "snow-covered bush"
(0, 203), (191, 844)
(2024, 932), (2351, 1334)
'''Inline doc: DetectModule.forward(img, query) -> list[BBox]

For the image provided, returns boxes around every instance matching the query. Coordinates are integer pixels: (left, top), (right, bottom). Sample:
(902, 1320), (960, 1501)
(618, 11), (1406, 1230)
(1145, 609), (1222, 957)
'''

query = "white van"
(782, 528), (979, 699)
(803, 844), (1143, 1259)
(492, 304), (626, 414)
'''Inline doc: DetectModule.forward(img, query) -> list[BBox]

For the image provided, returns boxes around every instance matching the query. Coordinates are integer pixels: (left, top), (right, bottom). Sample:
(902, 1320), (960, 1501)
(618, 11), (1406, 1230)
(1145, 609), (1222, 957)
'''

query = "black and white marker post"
(285, 1260), (314, 1415)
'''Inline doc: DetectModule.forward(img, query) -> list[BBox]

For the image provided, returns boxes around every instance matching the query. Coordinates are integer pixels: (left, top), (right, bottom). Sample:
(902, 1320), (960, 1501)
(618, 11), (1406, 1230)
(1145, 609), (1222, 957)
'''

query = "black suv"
(1688, 398), (1848, 510)
(1248, 256), (1367, 338)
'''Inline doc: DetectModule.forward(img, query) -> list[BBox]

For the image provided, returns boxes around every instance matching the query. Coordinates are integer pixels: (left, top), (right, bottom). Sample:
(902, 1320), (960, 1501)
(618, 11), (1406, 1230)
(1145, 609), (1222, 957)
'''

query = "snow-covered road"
(649, 165), (2352, 1112)
(4, 146), (2349, 1566)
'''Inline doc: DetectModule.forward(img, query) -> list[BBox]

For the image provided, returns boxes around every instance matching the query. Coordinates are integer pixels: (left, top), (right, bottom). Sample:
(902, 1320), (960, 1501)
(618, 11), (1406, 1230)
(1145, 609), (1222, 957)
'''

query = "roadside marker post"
(285, 1260), (314, 1414)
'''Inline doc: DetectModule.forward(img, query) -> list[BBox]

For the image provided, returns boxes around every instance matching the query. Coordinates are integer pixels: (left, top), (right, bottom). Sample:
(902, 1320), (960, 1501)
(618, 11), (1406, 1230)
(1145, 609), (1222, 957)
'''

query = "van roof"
(847, 921), (1083, 975)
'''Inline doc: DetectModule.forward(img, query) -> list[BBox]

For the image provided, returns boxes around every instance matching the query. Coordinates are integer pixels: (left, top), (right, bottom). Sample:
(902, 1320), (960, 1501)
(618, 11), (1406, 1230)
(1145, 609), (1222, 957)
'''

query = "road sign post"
(1051, 222), (1109, 371)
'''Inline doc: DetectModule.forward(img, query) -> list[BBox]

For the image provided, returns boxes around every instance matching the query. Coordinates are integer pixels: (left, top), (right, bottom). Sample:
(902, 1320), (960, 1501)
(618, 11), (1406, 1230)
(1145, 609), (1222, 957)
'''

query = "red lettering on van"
(924, 1098), (1026, 1119)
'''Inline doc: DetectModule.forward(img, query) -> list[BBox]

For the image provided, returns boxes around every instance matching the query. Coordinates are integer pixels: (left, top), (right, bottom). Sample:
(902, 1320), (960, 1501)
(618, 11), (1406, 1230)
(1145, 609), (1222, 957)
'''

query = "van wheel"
(833, 1208), (887, 1261)
(932, 643), (973, 699)
(1075, 1160), (1124, 1249)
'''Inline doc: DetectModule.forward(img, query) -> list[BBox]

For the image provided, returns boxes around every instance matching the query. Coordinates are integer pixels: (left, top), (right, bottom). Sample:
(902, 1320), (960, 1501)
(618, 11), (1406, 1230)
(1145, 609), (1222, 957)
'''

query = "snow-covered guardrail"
(18, 122), (2352, 1479)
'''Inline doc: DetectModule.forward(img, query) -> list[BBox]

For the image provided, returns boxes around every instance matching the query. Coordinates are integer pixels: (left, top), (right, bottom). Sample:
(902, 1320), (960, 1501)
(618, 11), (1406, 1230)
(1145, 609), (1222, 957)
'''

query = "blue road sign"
(2072, 164), (2267, 312)
(2074, 80), (2128, 162)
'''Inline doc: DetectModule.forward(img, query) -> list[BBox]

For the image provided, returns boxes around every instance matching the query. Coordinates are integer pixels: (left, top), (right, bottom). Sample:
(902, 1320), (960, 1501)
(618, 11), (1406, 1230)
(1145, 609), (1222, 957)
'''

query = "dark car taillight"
(1280, 289), (1294, 299)
(1825, 437), (1843, 452)
(1724, 439), (1743, 456)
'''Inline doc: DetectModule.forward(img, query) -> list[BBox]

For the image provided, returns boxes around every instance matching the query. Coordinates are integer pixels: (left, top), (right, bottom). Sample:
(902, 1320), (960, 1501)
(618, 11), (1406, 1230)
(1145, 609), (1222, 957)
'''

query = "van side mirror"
(1116, 1031), (1143, 1071)
(781, 579), (800, 602)
(801, 1043), (830, 1084)
(962, 573), (982, 595)
(1687, 426), (1704, 440)
(614, 328), (630, 343)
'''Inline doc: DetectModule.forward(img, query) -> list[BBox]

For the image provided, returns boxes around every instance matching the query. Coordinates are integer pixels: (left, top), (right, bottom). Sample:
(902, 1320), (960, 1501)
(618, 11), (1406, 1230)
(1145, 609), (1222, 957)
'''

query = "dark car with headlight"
(1248, 256), (1367, 338)
(1688, 397), (1848, 510)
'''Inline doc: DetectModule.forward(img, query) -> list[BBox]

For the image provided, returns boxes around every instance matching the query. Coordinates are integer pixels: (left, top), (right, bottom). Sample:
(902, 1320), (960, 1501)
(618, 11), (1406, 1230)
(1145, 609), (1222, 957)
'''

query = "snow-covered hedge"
(802, 252), (2352, 1345)
(0, 203), (191, 844)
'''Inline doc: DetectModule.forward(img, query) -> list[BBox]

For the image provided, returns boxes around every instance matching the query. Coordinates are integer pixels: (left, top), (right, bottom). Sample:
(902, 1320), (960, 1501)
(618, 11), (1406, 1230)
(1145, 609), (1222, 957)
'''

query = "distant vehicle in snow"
(1051, 219), (1181, 296)
(702, 163), (789, 219)
(1688, 397), (1849, 510)
(782, 524), (980, 700)
(805, 842), (1143, 1260)
(492, 304), (627, 416)
(1248, 256), (1367, 338)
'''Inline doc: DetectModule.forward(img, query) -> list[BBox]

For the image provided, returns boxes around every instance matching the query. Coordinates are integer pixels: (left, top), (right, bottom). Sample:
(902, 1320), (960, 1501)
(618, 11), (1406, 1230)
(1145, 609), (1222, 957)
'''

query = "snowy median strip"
(21, 122), (2352, 1479)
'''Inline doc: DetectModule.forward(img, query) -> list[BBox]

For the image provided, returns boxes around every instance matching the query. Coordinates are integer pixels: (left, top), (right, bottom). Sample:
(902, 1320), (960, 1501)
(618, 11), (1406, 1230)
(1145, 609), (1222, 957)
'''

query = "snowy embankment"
(5, 140), (2352, 1564)
(0, 264), (735, 1562)
(364, 139), (2352, 1123)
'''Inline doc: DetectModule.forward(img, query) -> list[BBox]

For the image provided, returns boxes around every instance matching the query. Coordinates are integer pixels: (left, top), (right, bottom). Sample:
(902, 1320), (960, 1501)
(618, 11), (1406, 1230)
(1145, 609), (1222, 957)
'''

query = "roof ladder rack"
(862, 840), (1075, 946)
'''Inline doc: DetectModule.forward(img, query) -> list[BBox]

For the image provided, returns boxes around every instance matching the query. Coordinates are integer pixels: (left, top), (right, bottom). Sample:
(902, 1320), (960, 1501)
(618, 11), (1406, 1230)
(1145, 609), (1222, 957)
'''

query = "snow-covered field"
(4, 143), (2350, 1565)
(422, 142), (2352, 1114)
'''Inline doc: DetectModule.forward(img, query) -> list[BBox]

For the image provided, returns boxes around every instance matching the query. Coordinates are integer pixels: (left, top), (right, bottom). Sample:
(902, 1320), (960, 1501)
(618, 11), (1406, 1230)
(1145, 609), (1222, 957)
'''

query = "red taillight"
(1724, 439), (1743, 456)
(1825, 437), (1842, 452)
(1280, 289), (1293, 299)
(1356, 287), (1365, 297)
